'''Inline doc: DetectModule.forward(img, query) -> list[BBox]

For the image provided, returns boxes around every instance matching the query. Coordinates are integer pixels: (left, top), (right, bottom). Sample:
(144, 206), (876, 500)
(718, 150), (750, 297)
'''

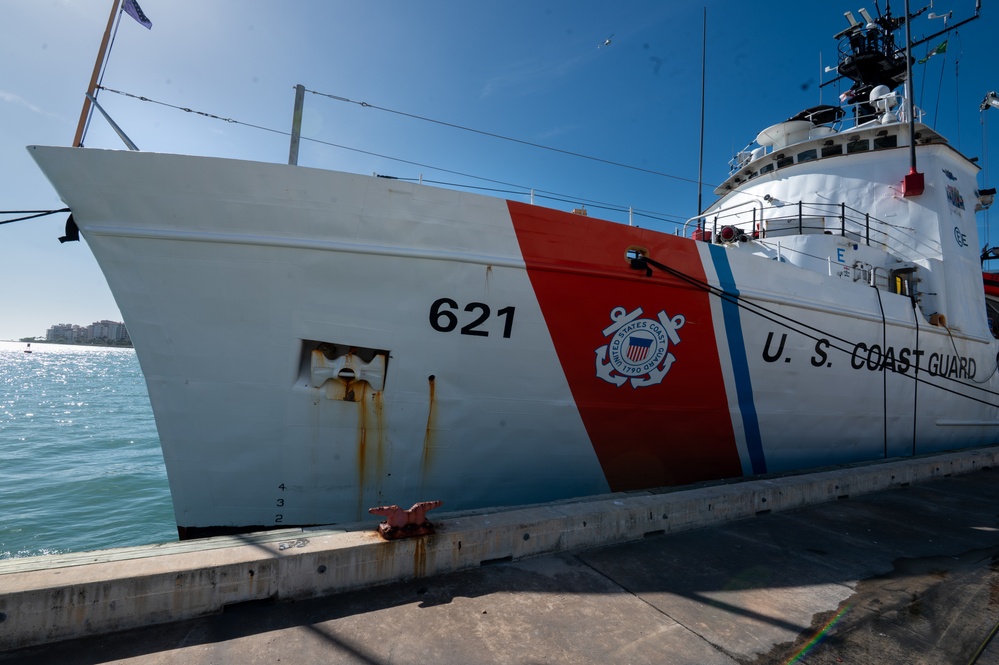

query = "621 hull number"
(429, 298), (515, 338)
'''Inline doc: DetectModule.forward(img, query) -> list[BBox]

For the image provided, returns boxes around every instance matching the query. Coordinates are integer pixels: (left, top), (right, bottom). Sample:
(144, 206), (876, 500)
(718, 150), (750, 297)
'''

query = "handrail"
(727, 99), (925, 174)
(683, 199), (764, 237)
(692, 198), (942, 263)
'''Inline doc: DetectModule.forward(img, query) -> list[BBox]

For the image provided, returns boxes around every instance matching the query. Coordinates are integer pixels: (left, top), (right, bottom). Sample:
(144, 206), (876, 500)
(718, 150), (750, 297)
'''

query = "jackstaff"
(71, 0), (152, 148)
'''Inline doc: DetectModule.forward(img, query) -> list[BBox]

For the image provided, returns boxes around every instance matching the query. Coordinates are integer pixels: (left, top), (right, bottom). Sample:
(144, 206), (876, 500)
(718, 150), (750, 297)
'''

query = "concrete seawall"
(2, 446), (998, 651)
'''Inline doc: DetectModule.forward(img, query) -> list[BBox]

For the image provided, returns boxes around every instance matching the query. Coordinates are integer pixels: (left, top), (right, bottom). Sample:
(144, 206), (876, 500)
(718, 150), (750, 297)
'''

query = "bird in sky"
(599, 33), (614, 48)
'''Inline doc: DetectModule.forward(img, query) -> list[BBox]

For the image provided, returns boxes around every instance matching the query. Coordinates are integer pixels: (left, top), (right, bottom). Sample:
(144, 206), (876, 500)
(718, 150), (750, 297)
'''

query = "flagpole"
(72, 0), (122, 147)
(696, 7), (706, 216)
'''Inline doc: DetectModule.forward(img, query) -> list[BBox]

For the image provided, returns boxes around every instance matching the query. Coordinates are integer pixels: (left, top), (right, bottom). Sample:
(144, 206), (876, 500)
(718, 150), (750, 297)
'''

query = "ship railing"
(688, 200), (941, 263)
(838, 96), (923, 131)
(683, 200), (764, 239)
(727, 99), (925, 173)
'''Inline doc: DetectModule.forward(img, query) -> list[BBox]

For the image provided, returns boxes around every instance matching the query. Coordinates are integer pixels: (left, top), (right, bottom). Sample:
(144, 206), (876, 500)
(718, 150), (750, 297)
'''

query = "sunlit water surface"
(0, 341), (175, 558)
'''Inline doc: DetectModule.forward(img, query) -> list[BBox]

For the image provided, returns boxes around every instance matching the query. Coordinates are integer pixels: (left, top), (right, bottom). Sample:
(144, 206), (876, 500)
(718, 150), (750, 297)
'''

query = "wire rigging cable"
(94, 85), (692, 226)
(304, 89), (707, 188)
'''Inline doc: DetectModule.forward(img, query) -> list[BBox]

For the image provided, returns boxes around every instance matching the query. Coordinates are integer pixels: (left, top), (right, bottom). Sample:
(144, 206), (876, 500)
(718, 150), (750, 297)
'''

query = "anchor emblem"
(595, 306), (685, 389)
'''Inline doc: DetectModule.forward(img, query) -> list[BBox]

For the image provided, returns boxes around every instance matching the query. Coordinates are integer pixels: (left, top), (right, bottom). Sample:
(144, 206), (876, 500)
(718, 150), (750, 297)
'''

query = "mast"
(902, 0), (924, 196)
(289, 84), (306, 166)
(696, 8), (706, 215)
(72, 1), (121, 148)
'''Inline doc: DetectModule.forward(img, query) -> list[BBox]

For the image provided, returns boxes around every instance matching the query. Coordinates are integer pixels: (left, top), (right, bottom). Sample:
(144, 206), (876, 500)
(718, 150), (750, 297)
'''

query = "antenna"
(927, 10), (952, 26)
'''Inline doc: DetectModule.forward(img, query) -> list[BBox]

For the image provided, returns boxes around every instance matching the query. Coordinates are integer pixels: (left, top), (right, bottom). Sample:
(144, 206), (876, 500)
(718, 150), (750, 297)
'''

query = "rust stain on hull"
(373, 390), (385, 478)
(356, 382), (368, 518)
(356, 385), (388, 519)
(420, 375), (437, 484)
(309, 346), (389, 519)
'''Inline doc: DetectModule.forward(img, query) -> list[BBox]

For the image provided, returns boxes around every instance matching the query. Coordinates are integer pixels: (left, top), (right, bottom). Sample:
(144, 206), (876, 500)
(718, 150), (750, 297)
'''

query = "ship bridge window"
(847, 139), (870, 154)
(821, 144), (842, 158)
(760, 163), (775, 175)
(873, 134), (898, 150)
(797, 148), (817, 163)
(776, 155), (794, 169)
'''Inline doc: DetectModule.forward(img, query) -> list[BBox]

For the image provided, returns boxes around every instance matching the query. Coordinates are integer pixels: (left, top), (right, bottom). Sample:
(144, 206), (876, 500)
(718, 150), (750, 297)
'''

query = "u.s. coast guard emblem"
(595, 306), (685, 388)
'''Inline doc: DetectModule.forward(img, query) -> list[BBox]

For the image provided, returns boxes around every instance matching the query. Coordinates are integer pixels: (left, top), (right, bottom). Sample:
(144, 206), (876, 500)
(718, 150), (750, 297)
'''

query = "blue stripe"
(708, 245), (767, 474)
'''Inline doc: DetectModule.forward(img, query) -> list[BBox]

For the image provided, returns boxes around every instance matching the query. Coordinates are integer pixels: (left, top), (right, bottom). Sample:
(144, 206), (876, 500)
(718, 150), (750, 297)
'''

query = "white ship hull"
(29, 115), (999, 536)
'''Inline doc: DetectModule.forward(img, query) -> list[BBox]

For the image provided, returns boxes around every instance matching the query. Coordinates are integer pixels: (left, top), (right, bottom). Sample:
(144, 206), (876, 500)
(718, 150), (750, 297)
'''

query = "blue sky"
(1, 0), (995, 340)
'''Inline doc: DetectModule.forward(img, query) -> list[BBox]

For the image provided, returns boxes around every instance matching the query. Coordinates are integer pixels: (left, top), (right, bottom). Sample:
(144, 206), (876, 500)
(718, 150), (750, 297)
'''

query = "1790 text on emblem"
(595, 306), (685, 388)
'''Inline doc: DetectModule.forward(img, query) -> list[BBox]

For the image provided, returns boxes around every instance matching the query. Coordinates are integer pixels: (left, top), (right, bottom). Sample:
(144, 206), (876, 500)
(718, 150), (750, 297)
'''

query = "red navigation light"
(903, 168), (924, 197)
(719, 225), (738, 242)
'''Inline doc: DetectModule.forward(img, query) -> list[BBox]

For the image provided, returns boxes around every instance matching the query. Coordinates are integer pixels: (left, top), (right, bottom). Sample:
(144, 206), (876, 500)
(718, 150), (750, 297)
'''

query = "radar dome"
(869, 85), (891, 103)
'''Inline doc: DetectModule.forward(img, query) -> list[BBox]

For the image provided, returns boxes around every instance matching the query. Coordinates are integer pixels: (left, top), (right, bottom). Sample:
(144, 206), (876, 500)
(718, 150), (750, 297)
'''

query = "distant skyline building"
(45, 320), (129, 344)
(45, 323), (82, 342)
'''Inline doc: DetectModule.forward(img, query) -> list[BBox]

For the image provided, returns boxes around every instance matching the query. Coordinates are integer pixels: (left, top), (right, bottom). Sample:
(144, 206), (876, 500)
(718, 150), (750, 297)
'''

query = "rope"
(872, 281), (888, 457)
(910, 296), (920, 455)
(635, 253), (999, 408)
(0, 208), (71, 225)
(968, 614), (999, 665)
(67, 85), (999, 408)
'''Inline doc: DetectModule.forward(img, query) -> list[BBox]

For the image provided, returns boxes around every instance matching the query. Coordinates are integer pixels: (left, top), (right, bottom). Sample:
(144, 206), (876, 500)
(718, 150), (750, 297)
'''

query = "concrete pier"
(2, 447), (999, 663)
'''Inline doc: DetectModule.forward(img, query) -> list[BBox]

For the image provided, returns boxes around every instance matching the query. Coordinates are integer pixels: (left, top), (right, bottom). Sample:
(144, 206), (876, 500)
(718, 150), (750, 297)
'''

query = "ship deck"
(3, 448), (999, 664)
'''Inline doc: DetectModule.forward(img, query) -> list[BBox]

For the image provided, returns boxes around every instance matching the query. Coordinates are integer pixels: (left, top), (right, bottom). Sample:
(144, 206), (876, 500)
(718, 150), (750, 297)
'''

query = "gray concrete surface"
(5, 447), (998, 652)
(3, 465), (999, 664)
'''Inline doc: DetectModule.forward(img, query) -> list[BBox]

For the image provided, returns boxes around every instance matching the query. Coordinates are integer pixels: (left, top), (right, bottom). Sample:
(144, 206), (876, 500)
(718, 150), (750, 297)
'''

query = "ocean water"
(0, 341), (175, 559)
